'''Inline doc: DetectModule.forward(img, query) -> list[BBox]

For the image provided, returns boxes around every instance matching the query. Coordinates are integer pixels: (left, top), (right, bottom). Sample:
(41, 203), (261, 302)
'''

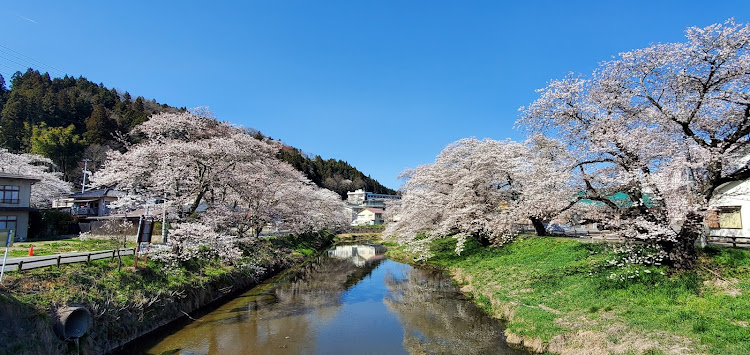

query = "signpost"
(1, 229), (15, 283)
(134, 217), (155, 268)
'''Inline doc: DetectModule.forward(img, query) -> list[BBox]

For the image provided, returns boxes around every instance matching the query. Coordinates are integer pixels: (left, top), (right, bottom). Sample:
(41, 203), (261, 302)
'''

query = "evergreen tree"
(0, 94), (30, 151)
(84, 104), (115, 144)
(30, 123), (85, 180)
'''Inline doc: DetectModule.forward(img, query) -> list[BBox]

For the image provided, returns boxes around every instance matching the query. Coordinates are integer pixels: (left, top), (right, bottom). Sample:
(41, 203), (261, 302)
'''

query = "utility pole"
(162, 192), (168, 244)
(81, 159), (91, 193)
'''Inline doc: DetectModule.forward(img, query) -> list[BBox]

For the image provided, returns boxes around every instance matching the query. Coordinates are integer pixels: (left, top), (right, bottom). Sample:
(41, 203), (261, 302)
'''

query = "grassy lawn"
(6, 238), (135, 258)
(391, 236), (750, 354)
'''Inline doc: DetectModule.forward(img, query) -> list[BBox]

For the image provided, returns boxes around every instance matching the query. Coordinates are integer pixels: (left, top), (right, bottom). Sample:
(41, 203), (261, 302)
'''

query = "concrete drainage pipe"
(54, 305), (92, 340)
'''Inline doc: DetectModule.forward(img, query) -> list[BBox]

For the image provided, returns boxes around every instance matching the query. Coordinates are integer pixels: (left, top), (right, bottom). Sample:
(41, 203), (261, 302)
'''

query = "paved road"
(1, 248), (136, 272)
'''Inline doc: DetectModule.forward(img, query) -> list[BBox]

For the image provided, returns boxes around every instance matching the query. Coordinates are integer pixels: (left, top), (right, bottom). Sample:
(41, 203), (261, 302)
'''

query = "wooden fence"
(2, 247), (137, 272)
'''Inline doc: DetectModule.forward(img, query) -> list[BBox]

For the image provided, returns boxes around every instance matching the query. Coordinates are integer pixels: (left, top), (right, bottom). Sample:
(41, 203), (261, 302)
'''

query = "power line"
(0, 62), (19, 74)
(0, 44), (65, 77)
(0, 62), (19, 81)
(0, 50), (63, 77)
(0, 54), (33, 71)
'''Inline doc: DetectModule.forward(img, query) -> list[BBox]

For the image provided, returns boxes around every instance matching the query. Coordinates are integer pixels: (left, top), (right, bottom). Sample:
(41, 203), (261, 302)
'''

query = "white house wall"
(709, 180), (750, 239)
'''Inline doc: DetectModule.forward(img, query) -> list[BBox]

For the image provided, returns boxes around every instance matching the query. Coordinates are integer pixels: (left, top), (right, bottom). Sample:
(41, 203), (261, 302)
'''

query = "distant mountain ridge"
(0, 68), (394, 198)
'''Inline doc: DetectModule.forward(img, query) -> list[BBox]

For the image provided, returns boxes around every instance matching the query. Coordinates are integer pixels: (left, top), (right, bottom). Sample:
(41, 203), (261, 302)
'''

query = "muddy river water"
(133, 244), (523, 354)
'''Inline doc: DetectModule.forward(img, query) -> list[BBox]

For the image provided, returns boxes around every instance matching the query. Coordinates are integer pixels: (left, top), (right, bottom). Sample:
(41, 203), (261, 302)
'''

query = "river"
(131, 244), (523, 354)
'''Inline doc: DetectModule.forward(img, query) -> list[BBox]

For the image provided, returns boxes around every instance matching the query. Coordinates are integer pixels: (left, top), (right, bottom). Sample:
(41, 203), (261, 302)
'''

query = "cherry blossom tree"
(93, 111), (280, 216)
(384, 136), (574, 256)
(149, 222), (242, 268)
(92, 110), (348, 241)
(0, 148), (71, 207)
(519, 19), (750, 268)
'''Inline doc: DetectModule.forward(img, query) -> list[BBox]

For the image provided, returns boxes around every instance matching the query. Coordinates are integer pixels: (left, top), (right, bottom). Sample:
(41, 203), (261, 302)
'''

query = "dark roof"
(0, 172), (41, 182)
(69, 188), (118, 199)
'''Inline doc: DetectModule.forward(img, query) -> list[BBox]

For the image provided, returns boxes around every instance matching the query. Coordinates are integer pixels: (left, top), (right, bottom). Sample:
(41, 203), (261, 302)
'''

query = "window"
(712, 206), (742, 229)
(0, 216), (17, 230)
(1, 185), (20, 204)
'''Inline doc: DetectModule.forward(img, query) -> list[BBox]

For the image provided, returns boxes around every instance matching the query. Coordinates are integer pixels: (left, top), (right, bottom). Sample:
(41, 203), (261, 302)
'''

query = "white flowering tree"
(384, 136), (574, 256)
(519, 20), (750, 268)
(149, 222), (241, 268)
(93, 110), (348, 266)
(93, 111), (280, 216)
(0, 148), (72, 207)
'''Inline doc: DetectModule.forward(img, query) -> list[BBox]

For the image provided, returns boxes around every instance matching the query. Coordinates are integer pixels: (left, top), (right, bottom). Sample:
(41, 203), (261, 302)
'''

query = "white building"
(707, 180), (750, 243)
(346, 189), (400, 225)
(353, 208), (384, 226)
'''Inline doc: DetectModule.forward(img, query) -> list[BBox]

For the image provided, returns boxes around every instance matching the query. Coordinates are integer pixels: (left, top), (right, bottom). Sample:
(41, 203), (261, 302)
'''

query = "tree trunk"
(188, 188), (207, 215)
(660, 212), (700, 270)
(530, 217), (547, 236)
(473, 233), (492, 247)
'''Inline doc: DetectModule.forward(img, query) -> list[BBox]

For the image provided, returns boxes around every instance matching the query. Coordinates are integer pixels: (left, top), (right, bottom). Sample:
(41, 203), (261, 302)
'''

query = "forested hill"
(0, 69), (395, 197)
(278, 147), (397, 199)
(0, 69), (183, 183)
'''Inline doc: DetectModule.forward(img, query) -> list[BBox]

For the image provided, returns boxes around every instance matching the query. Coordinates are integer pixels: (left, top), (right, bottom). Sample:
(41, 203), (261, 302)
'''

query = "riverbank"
(388, 236), (750, 354)
(0, 232), (335, 354)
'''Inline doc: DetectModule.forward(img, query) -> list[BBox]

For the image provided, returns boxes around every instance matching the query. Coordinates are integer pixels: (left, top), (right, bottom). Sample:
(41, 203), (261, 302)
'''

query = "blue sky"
(2, 1), (750, 189)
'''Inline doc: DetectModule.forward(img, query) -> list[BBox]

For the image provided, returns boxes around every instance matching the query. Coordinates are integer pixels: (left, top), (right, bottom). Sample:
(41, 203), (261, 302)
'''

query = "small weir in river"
(132, 244), (523, 354)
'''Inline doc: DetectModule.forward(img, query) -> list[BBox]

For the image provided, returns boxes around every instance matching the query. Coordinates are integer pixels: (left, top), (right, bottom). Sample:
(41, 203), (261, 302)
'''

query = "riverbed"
(131, 244), (523, 354)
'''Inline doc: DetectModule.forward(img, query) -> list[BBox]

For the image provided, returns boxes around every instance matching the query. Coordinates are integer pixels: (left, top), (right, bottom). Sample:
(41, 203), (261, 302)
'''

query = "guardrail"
(515, 224), (621, 240)
(2, 248), (137, 272)
(707, 236), (750, 248)
(518, 224), (750, 248)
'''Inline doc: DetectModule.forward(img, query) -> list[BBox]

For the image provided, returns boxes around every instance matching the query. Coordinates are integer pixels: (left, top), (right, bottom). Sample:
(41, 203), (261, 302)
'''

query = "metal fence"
(2, 247), (137, 272)
(519, 223), (750, 248)
(706, 235), (750, 248)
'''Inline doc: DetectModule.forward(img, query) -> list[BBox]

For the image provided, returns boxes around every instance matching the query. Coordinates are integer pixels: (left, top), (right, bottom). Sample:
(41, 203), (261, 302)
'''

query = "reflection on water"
(327, 244), (387, 266)
(138, 245), (522, 355)
(385, 268), (516, 354)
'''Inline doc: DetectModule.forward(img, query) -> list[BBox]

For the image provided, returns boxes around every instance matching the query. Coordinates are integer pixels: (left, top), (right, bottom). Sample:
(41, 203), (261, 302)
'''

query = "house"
(353, 207), (385, 226)
(68, 188), (120, 217)
(0, 172), (41, 241)
(707, 180), (750, 243)
(345, 189), (400, 224)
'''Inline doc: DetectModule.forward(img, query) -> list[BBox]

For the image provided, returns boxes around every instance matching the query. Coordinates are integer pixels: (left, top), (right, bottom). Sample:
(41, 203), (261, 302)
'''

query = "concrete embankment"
(0, 257), (298, 355)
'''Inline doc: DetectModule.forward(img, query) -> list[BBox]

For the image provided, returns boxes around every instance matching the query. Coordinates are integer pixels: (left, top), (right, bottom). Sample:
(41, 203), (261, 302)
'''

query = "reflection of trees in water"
(384, 268), (518, 355)
(238, 255), (385, 350)
(147, 253), (385, 354)
(274, 253), (384, 312)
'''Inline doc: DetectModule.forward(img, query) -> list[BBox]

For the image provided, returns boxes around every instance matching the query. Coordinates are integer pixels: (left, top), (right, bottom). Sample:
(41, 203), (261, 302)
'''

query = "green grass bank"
(388, 236), (750, 354)
(0, 232), (335, 354)
(8, 238), (136, 258)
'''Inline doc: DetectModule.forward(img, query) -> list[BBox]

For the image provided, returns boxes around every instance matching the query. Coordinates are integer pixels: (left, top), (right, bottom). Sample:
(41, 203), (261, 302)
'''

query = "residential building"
(707, 180), (750, 241)
(345, 189), (400, 225)
(68, 188), (120, 217)
(0, 172), (40, 241)
(354, 207), (385, 226)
